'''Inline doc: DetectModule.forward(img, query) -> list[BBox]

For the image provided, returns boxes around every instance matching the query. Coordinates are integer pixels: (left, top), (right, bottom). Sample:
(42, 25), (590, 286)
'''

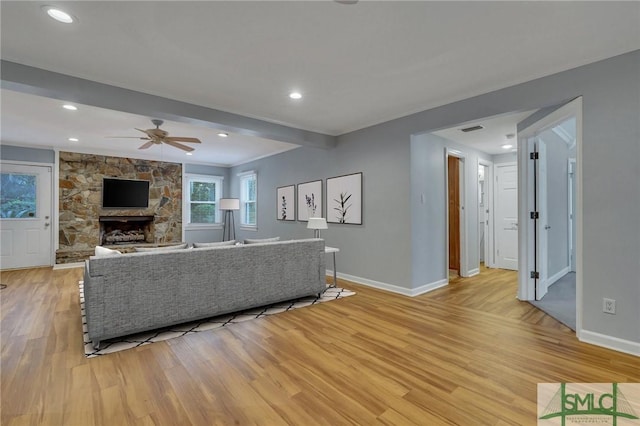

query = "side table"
(325, 246), (340, 288)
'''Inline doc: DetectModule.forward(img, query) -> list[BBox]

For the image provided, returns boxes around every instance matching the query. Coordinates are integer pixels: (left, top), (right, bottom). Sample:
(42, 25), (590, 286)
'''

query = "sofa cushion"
(193, 240), (236, 248)
(244, 237), (280, 244)
(95, 246), (123, 257)
(134, 243), (188, 252)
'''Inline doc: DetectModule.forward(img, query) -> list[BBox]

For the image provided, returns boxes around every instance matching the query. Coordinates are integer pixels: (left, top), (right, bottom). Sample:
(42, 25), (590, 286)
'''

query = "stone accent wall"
(57, 152), (182, 263)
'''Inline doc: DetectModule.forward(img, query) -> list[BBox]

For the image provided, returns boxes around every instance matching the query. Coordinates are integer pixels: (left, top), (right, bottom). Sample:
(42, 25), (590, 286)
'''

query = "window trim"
(238, 171), (257, 229)
(183, 173), (224, 230)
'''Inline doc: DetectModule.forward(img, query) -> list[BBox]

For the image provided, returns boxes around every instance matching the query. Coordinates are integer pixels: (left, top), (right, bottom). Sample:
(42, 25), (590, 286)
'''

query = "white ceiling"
(0, 89), (299, 166)
(432, 110), (535, 155)
(1, 1), (639, 164)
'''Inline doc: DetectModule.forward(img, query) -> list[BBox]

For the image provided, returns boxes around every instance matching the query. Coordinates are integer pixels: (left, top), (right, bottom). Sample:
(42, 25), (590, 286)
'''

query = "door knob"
(545, 225), (551, 230)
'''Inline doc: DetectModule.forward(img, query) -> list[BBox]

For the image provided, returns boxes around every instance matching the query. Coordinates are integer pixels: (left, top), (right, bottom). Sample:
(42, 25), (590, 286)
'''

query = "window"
(239, 172), (257, 228)
(185, 174), (223, 226)
(1, 173), (37, 218)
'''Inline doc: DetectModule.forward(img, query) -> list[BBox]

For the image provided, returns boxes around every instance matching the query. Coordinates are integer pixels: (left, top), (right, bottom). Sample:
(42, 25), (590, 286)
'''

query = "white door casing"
(479, 160), (494, 268)
(0, 163), (53, 269)
(495, 162), (518, 270)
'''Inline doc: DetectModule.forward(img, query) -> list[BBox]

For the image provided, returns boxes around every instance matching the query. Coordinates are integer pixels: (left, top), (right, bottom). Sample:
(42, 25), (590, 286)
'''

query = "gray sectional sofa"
(83, 239), (326, 348)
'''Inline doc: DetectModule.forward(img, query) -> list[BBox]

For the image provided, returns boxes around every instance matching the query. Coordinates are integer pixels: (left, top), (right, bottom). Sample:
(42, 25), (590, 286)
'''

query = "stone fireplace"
(99, 216), (155, 246)
(56, 152), (182, 264)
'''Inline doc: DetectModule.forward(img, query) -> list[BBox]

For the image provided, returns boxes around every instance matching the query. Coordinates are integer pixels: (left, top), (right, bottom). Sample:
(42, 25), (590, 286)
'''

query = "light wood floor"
(1, 266), (638, 425)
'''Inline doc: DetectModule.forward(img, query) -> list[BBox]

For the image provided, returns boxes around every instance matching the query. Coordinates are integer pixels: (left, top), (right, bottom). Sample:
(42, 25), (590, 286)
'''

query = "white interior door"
(495, 163), (518, 270)
(535, 141), (549, 300)
(0, 163), (53, 269)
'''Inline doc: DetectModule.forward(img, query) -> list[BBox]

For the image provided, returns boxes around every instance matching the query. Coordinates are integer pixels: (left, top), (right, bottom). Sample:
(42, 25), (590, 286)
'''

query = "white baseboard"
(466, 268), (480, 277)
(53, 262), (84, 270)
(579, 329), (640, 357)
(326, 270), (448, 297)
(547, 266), (570, 288)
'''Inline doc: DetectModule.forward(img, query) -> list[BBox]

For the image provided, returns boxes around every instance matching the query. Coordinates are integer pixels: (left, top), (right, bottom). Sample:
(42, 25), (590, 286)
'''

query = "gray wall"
(229, 129), (413, 288)
(492, 152), (517, 164)
(229, 50), (639, 344)
(0, 144), (55, 163)
(183, 163), (230, 243)
(410, 133), (492, 287)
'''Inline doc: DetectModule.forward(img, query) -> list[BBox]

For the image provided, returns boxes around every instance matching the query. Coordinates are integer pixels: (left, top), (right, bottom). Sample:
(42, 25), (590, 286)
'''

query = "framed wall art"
(326, 172), (362, 225)
(276, 185), (295, 221)
(297, 180), (322, 222)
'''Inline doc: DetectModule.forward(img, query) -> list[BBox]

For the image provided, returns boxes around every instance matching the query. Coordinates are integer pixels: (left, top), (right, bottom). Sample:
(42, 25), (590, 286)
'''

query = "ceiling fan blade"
(106, 136), (149, 139)
(164, 137), (201, 143)
(164, 140), (195, 152)
(138, 141), (155, 150)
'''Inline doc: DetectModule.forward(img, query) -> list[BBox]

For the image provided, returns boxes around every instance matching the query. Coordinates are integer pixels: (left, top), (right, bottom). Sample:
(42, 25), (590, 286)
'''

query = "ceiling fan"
(111, 119), (201, 152)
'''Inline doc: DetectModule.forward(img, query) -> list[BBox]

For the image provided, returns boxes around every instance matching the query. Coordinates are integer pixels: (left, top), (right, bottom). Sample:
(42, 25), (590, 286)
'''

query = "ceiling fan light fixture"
(43, 6), (75, 23)
(185, 152), (193, 156)
(62, 104), (78, 111)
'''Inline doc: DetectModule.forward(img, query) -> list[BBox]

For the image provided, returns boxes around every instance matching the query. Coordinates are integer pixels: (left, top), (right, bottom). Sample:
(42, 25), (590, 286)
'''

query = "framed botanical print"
(297, 180), (322, 222)
(276, 185), (295, 221)
(326, 172), (362, 225)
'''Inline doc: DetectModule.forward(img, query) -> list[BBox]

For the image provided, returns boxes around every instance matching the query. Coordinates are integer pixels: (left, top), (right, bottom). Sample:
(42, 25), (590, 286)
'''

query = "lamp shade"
(307, 217), (328, 230)
(219, 198), (240, 210)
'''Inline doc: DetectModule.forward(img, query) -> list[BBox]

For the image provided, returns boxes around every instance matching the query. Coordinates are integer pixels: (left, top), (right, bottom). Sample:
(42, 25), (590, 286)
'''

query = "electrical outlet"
(603, 298), (616, 314)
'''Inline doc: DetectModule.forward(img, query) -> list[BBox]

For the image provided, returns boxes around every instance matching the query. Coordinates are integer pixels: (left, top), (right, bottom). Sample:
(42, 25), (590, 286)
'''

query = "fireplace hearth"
(99, 216), (154, 246)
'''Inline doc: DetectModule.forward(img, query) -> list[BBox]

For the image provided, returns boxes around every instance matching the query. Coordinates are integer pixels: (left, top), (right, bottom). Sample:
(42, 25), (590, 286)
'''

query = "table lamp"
(307, 217), (328, 238)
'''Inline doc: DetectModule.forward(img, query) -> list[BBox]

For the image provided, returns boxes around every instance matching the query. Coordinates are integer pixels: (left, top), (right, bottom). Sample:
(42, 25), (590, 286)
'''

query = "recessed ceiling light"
(185, 152), (193, 156)
(289, 92), (302, 100)
(217, 132), (229, 138)
(68, 137), (79, 142)
(502, 144), (513, 150)
(62, 104), (78, 111)
(44, 7), (75, 24)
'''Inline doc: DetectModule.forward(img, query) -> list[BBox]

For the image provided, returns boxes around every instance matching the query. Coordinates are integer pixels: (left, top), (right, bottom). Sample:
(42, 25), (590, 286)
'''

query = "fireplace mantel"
(99, 215), (155, 223)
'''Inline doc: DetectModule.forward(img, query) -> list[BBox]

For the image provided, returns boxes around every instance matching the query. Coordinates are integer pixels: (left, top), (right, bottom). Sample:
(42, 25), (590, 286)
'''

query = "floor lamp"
(220, 198), (240, 241)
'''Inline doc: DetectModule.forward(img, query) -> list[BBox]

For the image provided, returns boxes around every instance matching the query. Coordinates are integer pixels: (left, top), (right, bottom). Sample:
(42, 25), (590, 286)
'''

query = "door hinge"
(530, 271), (540, 279)
(530, 152), (539, 160)
(530, 211), (539, 219)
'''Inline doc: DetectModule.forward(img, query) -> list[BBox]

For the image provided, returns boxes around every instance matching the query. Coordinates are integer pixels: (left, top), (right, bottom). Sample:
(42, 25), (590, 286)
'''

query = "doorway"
(446, 150), (466, 279)
(0, 163), (54, 269)
(518, 98), (582, 333)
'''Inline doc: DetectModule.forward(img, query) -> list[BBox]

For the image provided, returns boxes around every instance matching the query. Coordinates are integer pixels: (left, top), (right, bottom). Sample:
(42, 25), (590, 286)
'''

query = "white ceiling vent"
(460, 125), (484, 133)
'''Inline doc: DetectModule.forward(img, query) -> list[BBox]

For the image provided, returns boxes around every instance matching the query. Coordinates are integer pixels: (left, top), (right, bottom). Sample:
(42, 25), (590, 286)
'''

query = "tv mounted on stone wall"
(102, 178), (150, 208)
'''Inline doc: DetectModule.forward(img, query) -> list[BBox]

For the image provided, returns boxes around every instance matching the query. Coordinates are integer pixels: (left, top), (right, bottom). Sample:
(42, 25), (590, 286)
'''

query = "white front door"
(495, 163), (518, 270)
(0, 163), (53, 269)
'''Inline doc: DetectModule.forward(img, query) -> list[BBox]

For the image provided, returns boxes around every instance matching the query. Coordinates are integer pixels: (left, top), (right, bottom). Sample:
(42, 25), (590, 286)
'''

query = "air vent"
(460, 125), (484, 133)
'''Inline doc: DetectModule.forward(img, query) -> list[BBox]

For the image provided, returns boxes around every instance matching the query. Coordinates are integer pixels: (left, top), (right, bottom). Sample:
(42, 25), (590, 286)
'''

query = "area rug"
(79, 282), (355, 358)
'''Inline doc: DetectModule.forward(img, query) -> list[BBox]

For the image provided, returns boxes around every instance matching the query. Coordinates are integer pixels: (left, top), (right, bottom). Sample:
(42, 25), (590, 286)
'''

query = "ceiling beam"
(1, 60), (336, 150)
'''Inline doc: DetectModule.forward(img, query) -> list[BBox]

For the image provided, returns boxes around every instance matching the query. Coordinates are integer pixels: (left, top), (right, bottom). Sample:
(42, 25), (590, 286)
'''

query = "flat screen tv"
(102, 178), (150, 208)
